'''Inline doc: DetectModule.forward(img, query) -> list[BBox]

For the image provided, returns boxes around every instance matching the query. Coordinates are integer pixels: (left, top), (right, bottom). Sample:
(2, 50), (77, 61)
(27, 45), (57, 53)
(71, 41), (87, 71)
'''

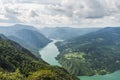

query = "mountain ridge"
(40, 27), (100, 40)
(0, 24), (51, 58)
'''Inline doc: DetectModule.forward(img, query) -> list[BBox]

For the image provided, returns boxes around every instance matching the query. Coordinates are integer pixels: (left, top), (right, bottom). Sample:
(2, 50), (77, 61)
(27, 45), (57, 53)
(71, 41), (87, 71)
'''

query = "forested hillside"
(0, 34), (79, 80)
(56, 27), (120, 76)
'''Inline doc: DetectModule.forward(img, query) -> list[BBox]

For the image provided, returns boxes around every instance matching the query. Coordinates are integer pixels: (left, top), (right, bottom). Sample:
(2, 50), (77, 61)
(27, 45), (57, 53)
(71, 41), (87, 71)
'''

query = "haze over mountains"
(1, 23), (120, 80)
(1, 0), (120, 80)
(0, 24), (100, 58)
(0, 24), (37, 36)
(9, 29), (51, 58)
(40, 27), (100, 40)
(0, 24), (51, 58)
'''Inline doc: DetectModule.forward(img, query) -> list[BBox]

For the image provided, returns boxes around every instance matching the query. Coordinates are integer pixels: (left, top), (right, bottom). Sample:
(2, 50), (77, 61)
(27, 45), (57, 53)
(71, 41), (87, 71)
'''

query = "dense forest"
(0, 34), (79, 80)
(55, 27), (120, 76)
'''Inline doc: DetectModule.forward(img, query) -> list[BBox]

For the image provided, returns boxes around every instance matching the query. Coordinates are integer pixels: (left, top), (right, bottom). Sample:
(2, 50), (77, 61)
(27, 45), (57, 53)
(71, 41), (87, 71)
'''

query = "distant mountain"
(0, 34), (79, 80)
(55, 27), (120, 76)
(0, 24), (37, 36)
(8, 29), (51, 58)
(0, 24), (51, 58)
(40, 27), (100, 40)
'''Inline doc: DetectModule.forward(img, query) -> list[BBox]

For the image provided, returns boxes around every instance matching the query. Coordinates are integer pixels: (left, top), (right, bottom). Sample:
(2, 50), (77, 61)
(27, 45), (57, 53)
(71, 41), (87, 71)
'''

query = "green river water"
(39, 41), (120, 80)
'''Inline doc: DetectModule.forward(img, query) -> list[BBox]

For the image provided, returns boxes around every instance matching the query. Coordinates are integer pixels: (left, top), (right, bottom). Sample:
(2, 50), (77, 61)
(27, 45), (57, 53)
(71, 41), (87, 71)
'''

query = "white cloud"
(0, 0), (120, 28)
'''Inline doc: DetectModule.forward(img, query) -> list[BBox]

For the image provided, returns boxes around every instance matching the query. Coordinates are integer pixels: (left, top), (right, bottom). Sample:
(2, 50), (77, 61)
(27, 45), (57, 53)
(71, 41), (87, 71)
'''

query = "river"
(78, 70), (120, 80)
(39, 40), (120, 80)
(39, 40), (61, 66)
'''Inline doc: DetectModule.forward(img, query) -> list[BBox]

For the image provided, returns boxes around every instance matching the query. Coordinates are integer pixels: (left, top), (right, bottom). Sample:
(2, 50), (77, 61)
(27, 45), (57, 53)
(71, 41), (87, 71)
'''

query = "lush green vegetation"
(55, 27), (120, 76)
(0, 69), (24, 80)
(0, 34), (79, 80)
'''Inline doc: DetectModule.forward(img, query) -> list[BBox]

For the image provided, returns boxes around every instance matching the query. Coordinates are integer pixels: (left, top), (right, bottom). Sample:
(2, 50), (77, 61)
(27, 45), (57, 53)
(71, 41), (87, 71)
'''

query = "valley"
(0, 0), (120, 80)
(1, 24), (120, 80)
(39, 39), (120, 80)
(39, 40), (61, 66)
(0, 24), (79, 80)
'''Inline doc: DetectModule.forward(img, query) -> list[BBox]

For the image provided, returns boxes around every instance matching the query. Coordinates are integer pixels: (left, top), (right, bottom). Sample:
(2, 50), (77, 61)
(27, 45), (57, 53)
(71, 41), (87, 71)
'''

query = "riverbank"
(78, 70), (120, 80)
(39, 40), (61, 66)
(39, 40), (120, 80)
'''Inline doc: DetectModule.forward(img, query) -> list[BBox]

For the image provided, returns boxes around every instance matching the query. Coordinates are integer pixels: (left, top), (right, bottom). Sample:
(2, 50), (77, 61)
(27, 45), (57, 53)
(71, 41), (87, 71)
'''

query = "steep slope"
(55, 27), (120, 76)
(0, 34), (79, 80)
(15, 29), (51, 49)
(40, 27), (100, 40)
(8, 29), (51, 58)
(0, 24), (51, 58)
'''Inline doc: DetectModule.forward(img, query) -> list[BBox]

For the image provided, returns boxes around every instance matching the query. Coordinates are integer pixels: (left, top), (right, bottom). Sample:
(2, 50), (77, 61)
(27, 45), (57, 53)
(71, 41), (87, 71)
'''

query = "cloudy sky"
(0, 0), (120, 28)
